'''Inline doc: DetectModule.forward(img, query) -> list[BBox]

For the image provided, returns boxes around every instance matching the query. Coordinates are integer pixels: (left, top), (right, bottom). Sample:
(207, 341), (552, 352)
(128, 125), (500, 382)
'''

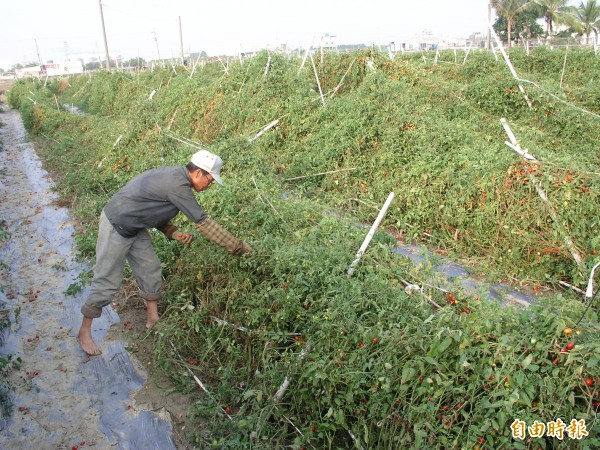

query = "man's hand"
(241, 242), (253, 255)
(171, 230), (194, 245)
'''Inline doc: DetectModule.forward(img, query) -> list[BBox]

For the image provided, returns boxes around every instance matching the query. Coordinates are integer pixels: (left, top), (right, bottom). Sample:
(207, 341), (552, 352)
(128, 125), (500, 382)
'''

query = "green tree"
(492, 0), (537, 47)
(531, 0), (578, 36)
(85, 62), (101, 71)
(572, 0), (600, 43)
(124, 57), (146, 68)
(12, 62), (39, 70)
(494, 9), (544, 44)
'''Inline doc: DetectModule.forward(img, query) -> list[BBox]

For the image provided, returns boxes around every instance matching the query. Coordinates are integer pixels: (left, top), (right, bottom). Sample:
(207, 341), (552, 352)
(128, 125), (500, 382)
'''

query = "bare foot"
(145, 301), (159, 329)
(77, 331), (102, 356)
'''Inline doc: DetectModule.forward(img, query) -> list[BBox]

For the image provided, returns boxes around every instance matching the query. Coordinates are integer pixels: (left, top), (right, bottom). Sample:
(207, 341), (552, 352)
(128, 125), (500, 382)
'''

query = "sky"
(0, 0), (494, 70)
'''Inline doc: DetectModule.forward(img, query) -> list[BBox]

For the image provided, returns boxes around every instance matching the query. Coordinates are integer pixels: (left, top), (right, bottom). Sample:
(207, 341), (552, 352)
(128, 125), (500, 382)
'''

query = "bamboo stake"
(330, 58), (357, 98)
(41, 133), (60, 144)
(500, 118), (585, 274)
(400, 280), (441, 309)
(558, 280), (586, 295)
(210, 316), (248, 332)
(488, 22), (532, 108)
(167, 341), (233, 420)
(53, 94), (60, 112)
(283, 167), (356, 181)
(167, 109), (178, 131)
(159, 127), (204, 150)
(347, 192), (395, 276)
(252, 176), (284, 220)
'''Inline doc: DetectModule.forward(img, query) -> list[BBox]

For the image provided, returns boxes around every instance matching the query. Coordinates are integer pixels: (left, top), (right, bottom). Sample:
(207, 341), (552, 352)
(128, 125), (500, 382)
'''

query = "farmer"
(77, 150), (252, 356)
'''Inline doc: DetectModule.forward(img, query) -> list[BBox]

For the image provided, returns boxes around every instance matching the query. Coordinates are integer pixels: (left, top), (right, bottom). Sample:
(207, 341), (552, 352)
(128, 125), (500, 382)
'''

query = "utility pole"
(153, 31), (162, 67)
(487, 2), (492, 50)
(179, 16), (184, 65)
(34, 38), (43, 66)
(98, 0), (111, 70)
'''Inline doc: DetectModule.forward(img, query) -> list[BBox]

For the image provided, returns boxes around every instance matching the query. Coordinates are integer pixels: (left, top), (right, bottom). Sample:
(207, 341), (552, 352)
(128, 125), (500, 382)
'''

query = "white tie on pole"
(348, 192), (395, 276)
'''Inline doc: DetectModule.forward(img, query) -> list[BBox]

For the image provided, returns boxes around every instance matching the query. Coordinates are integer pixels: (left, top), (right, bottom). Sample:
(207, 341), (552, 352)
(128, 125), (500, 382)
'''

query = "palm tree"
(531, 0), (578, 36)
(573, 0), (600, 44)
(492, 0), (537, 47)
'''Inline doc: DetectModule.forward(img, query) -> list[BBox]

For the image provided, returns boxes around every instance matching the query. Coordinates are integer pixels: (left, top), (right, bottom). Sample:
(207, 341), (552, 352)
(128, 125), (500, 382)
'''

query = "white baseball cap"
(190, 150), (224, 186)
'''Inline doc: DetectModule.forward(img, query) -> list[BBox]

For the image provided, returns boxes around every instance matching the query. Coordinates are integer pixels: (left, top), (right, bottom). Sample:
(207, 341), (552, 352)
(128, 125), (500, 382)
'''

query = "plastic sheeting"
(0, 106), (176, 449)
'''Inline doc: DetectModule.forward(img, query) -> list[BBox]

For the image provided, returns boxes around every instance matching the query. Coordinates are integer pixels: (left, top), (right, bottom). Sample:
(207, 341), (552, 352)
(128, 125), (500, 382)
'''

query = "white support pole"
(586, 261), (600, 298)
(500, 118), (537, 161)
(348, 192), (395, 276)
(462, 41), (472, 65)
(297, 46), (310, 76)
(309, 51), (325, 106)
(488, 22), (533, 108)
(113, 135), (123, 147)
(559, 47), (568, 89)
(217, 56), (229, 75)
(264, 52), (272, 77)
(248, 119), (280, 142)
(189, 54), (202, 78)
(490, 36), (498, 60)
(273, 345), (310, 403)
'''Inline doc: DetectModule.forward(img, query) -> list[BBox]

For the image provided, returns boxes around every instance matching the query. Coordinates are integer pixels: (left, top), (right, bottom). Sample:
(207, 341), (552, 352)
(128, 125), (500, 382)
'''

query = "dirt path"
(0, 103), (194, 449)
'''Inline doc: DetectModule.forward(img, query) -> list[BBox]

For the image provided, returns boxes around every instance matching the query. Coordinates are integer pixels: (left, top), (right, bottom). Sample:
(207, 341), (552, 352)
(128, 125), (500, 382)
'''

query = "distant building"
(15, 66), (43, 78)
(42, 60), (84, 76)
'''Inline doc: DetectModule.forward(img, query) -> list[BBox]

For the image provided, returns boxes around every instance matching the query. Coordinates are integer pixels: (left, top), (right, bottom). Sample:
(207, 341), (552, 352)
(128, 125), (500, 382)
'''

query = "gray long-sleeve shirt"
(104, 166), (207, 238)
